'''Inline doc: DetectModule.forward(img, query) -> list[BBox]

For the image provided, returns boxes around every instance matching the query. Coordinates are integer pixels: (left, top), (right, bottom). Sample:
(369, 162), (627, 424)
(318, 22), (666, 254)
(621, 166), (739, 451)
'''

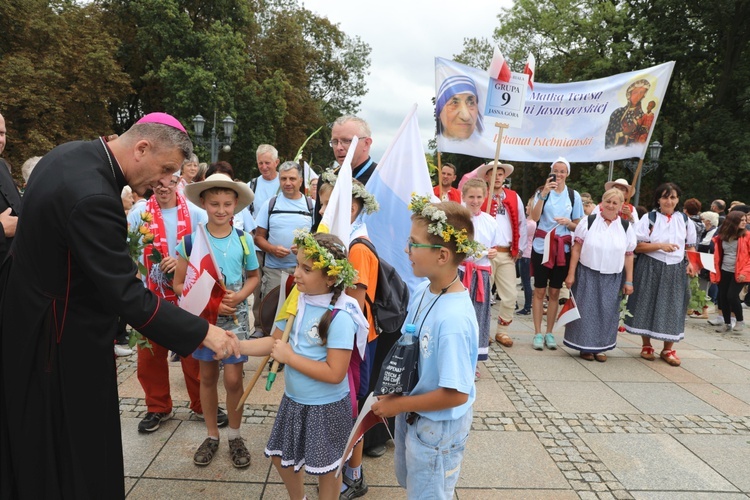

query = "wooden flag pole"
(485, 122), (510, 213)
(626, 158), (645, 206)
(436, 151), (443, 200)
(235, 353), (271, 411)
(265, 313), (295, 391)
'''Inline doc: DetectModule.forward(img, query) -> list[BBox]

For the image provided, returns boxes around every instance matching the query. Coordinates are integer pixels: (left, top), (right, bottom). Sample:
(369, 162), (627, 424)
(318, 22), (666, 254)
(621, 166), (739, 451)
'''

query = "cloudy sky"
(301, 0), (512, 161)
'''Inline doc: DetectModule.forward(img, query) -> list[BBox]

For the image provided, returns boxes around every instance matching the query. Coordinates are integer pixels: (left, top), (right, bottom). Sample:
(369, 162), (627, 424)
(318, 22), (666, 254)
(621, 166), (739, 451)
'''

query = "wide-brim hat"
(604, 178), (635, 198)
(184, 173), (254, 214)
(476, 161), (514, 180)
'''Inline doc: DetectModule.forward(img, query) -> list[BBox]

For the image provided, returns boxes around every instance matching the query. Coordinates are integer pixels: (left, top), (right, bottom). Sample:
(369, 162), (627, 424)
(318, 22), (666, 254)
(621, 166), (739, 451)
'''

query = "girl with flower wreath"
(239, 231), (369, 500)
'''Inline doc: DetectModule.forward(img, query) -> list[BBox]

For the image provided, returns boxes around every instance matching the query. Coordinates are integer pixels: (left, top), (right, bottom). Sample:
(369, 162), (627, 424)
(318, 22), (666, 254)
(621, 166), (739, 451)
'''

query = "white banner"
(435, 58), (675, 162)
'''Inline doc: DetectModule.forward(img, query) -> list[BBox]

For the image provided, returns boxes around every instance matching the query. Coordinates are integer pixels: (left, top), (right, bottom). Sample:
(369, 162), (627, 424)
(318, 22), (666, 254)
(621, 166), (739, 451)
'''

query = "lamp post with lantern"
(192, 111), (236, 164)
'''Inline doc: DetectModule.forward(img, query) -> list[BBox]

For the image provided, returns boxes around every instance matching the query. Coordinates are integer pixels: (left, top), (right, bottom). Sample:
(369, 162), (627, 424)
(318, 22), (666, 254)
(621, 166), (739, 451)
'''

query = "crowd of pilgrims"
(10, 112), (744, 499)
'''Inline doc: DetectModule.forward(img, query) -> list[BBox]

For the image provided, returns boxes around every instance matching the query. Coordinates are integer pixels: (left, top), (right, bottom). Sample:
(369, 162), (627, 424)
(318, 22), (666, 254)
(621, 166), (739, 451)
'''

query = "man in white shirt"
(243, 144), (280, 332)
(477, 162), (527, 348)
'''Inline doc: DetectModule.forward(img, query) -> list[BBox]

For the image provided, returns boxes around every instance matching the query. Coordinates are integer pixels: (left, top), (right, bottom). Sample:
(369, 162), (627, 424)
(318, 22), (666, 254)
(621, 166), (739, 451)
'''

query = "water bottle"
(399, 323), (417, 345)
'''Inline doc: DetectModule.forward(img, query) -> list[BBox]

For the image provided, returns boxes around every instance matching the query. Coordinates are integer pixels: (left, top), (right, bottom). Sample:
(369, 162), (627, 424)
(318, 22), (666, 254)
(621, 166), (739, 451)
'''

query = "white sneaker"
(708, 316), (724, 326)
(716, 324), (733, 333)
(734, 321), (745, 332)
(731, 318), (737, 328)
(114, 344), (134, 357)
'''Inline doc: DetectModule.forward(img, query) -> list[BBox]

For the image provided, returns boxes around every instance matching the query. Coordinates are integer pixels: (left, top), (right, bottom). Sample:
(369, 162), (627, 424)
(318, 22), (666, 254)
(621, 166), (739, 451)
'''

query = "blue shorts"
(394, 408), (472, 498)
(193, 290), (250, 363)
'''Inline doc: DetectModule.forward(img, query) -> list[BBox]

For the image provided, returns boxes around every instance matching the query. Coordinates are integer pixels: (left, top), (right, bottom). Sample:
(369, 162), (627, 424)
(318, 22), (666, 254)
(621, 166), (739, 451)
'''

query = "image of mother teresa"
(436, 75), (485, 141)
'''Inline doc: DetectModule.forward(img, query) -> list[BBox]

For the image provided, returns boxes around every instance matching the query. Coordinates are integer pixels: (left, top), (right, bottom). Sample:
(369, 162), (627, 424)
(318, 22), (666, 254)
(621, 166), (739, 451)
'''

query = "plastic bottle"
(399, 323), (417, 345)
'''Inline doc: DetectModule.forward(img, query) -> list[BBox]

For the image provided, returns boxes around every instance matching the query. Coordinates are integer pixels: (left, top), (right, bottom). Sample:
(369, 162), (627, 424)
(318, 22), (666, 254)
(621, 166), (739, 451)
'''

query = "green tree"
(0, 0), (130, 175)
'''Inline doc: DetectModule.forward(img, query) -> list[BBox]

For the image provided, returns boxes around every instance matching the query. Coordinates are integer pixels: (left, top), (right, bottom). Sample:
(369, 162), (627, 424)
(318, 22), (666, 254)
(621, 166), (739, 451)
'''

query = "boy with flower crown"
(371, 196), (479, 499)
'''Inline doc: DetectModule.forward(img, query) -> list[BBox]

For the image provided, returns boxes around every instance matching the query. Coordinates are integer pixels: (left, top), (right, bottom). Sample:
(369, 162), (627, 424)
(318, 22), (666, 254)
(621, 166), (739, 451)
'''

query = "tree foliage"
(455, 0), (750, 207)
(0, 0), (371, 182)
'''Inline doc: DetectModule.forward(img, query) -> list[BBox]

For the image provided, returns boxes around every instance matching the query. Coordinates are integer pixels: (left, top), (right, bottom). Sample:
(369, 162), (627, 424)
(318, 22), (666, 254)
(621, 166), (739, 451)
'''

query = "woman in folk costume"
(624, 182), (697, 366)
(564, 188), (636, 362)
(459, 178), (499, 365)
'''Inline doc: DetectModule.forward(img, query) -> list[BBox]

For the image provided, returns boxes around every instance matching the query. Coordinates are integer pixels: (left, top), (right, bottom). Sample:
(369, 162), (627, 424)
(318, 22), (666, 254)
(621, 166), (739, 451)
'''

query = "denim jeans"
(394, 408), (472, 499)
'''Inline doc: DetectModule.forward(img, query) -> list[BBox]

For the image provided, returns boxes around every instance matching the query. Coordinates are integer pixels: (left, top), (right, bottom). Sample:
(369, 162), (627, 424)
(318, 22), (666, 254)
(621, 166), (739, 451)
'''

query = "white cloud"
(302, 0), (511, 161)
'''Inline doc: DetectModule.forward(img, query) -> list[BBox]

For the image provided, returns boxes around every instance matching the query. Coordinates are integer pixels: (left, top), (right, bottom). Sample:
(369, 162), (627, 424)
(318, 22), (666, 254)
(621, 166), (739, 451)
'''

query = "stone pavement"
(118, 298), (750, 499)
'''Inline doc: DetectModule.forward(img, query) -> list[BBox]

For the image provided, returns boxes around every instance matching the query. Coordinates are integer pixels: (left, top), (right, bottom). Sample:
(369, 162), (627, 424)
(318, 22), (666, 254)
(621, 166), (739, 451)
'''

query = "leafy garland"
(408, 194), (484, 258)
(319, 168), (379, 214)
(293, 229), (358, 288)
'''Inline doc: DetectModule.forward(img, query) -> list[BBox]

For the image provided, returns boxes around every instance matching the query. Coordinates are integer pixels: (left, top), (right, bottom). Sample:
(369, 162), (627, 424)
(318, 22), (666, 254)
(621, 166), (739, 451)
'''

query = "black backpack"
(350, 237), (409, 335)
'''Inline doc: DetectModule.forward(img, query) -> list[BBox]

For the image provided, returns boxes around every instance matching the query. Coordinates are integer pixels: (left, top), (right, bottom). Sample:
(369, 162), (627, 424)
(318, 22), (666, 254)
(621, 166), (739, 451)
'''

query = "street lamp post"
(624, 141), (663, 206)
(192, 110), (236, 164)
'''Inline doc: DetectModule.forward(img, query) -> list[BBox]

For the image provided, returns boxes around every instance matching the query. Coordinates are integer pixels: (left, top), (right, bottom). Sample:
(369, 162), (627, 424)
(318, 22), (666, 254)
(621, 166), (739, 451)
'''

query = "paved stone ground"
(119, 291), (750, 499)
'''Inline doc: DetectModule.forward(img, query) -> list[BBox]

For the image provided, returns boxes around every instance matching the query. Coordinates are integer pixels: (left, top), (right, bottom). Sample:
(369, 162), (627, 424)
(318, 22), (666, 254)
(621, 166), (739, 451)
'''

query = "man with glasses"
(313, 115), (375, 230)
(476, 162), (527, 348)
(127, 173), (228, 433)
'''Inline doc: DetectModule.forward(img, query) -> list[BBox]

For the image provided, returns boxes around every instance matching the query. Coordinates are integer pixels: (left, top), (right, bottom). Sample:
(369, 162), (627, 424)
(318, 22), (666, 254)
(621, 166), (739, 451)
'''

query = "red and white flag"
(336, 392), (388, 477)
(487, 46), (512, 82)
(179, 224), (226, 324)
(686, 250), (715, 273)
(523, 52), (536, 90)
(556, 292), (581, 326)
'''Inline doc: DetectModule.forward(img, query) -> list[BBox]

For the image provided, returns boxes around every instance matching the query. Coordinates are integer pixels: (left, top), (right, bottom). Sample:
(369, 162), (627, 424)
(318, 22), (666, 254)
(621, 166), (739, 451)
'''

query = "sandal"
(594, 353), (607, 363)
(193, 437), (219, 466)
(229, 437), (251, 468)
(640, 345), (655, 361)
(495, 333), (514, 347)
(580, 353), (594, 361)
(660, 349), (681, 367)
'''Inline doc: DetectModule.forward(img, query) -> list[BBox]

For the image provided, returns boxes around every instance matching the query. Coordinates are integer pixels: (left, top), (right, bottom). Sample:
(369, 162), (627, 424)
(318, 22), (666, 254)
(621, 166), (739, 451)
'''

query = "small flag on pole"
(179, 224), (226, 324)
(336, 392), (388, 478)
(556, 291), (581, 326)
(686, 250), (715, 273)
(488, 46), (512, 83)
(523, 53), (536, 90)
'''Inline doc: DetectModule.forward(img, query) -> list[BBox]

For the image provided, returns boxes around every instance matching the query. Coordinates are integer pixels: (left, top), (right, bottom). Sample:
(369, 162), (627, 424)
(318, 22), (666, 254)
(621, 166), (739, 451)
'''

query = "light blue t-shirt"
(247, 175), (280, 220)
(176, 226), (259, 286)
(532, 188), (584, 254)
(274, 304), (356, 405)
(256, 195), (313, 268)
(407, 280), (478, 421)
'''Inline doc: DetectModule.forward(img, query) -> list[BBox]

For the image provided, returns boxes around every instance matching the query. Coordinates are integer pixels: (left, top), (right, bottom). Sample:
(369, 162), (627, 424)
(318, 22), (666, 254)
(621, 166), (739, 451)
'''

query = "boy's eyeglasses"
(406, 239), (443, 255)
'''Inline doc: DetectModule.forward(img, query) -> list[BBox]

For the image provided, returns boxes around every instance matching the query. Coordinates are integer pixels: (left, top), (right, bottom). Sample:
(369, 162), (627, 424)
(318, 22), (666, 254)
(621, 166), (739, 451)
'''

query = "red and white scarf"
(144, 192), (192, 303)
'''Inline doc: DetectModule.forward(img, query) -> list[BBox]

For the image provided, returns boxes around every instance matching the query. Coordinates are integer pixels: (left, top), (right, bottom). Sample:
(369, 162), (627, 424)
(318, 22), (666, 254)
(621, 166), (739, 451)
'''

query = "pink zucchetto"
(136, 112), (187, 134)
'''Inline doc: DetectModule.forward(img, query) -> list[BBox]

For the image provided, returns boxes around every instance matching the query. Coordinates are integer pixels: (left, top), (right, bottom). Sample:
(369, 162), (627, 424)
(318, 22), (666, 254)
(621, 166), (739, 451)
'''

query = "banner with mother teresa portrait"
(435, 57), (675, 162)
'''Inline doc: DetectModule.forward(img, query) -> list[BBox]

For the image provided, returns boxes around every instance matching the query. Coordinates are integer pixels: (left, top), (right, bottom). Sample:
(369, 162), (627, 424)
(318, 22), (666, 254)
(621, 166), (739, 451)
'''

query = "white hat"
(184, 173), (254, 215)
(550, 157), (570, 173)
(477, 161), (514, 180)
(604, 178), (635, 198)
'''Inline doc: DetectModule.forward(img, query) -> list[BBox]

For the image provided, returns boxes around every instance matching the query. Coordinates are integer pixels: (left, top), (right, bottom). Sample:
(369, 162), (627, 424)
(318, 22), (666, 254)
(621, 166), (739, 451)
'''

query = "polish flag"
(557, 292), (581, 326)
(179, 224), (226, 324)
(523, 53), (536, 90)
(488, 46), (512, 82)
(686, 250), (715, 273)
(336, 392), (388, 478)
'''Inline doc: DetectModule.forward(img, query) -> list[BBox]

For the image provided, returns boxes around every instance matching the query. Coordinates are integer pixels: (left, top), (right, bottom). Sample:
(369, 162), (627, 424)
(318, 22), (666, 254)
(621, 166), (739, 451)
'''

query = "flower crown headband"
(408, 194), (484, 258)
(292, 229), (358, 289)
(319, 168), (380, 214)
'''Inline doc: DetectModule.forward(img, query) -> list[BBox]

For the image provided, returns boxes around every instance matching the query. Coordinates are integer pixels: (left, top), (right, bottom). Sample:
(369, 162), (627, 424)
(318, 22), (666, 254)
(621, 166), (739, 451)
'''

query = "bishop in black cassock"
(0, 115), (239, 499)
